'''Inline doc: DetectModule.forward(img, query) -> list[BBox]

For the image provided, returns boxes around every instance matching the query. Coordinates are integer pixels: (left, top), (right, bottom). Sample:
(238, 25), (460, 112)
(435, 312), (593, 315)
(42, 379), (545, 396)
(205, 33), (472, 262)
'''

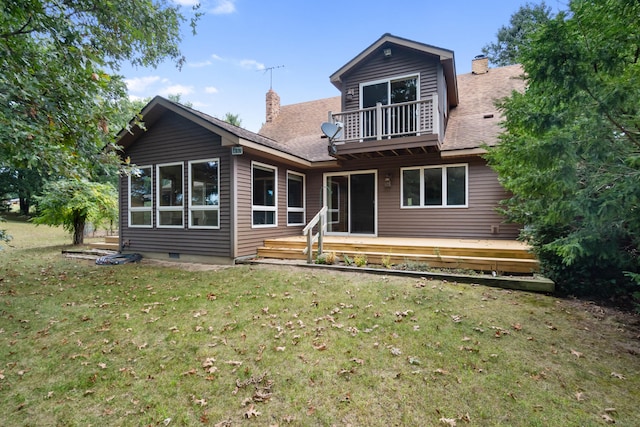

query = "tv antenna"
(262, 65), (284, 89)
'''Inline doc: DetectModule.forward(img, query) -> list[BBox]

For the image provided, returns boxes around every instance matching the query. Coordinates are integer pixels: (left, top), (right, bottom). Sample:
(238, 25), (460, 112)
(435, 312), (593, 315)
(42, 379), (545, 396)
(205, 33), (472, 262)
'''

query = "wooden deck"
(89, 235), (120, 251)
(257, 236), (539, 275)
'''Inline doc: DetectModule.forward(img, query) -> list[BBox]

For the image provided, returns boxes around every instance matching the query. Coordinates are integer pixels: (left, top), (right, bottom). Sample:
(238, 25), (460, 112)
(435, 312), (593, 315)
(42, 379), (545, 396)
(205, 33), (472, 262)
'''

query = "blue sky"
(121, 0), (558, 133)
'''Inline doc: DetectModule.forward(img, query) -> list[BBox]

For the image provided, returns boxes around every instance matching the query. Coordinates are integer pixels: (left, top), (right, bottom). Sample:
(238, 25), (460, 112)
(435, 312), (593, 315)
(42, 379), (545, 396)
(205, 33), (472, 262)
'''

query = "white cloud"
(159, 84), (195, 96)
(211, 0), (236, 14)
(187, 60), (212, 68)
(205, 86), (219, 94)
(211, 54), (224, 61)
(239, 59), (265, 71)
(125, 76), (162, 93)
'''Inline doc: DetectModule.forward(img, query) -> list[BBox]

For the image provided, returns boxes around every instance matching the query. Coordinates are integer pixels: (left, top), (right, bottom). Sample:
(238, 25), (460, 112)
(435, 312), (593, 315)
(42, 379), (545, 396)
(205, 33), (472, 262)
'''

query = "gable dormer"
(326, 34), (458, 158)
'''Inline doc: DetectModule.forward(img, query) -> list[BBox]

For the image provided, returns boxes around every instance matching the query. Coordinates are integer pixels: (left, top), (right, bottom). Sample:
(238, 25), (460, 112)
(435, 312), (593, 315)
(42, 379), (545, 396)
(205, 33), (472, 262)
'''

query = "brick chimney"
(265, 89), (280, 123)
(472, 55), (489, 74)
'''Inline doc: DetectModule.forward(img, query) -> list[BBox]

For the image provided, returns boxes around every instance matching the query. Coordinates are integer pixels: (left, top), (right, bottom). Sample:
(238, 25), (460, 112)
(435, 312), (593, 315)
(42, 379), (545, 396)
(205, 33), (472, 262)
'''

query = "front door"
(325, 171), (376, 235)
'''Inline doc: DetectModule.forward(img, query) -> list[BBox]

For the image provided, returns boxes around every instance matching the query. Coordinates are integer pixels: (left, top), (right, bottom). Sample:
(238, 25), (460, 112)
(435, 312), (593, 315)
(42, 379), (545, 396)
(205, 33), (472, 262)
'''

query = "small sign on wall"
(231, 146), (243, 155)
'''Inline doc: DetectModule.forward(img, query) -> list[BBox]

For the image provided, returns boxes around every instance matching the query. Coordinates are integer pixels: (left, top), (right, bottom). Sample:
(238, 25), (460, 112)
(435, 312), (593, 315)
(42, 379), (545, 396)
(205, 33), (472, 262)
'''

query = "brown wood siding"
(233, 153), (308, 258)
(302, 154), (520, 240)
(341, 45), (441, 114)
(120, 112), (233, 258)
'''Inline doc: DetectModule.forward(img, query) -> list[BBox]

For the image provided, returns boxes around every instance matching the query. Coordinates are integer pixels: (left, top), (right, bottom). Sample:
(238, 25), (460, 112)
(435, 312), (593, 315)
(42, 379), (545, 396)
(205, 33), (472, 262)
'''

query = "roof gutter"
(440, 148), (488, 158)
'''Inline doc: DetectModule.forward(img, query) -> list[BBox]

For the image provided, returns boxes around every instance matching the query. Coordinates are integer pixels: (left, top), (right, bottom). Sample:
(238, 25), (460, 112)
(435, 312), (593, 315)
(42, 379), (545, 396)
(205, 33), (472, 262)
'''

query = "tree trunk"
(73, 214), (85, 245)
(18, 193), (30, 216)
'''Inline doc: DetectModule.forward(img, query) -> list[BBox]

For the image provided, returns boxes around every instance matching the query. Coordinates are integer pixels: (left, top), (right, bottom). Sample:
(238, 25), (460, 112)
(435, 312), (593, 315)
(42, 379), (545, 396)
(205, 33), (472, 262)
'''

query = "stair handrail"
(302, 206), (327, 263)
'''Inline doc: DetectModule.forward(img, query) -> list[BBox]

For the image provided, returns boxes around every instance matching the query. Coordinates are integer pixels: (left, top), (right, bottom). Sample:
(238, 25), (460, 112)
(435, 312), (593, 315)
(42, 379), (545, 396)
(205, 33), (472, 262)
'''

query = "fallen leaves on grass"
(313, 343), (327, 351)
(440, 417), (457, 426)
(191, 396), (207, 406)
(244, 404), (261, 419)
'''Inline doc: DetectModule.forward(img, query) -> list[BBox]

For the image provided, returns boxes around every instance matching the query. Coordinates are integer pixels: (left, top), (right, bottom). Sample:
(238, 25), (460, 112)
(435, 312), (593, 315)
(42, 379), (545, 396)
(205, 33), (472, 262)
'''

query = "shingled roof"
(259, 64), (525, 160)
(121, 65), (525, 165)
(442, 64), (525, 152)
(258, 96), (340, 162)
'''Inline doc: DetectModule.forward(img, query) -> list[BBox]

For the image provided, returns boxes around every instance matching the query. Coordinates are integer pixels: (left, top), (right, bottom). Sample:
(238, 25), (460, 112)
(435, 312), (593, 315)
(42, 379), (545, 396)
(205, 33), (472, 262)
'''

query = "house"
(115, 33), (526, 266)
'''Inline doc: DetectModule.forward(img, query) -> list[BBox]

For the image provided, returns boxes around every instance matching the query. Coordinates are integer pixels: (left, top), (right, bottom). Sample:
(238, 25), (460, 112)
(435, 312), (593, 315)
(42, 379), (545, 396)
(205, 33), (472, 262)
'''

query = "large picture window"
(189, 159), (219, 228)
(401, 164), (467, 208)
(287, 171), (305, 226)
(129, 166), (152, 227)
(157, 162), (184, 227)
(252, 162), (277, 227)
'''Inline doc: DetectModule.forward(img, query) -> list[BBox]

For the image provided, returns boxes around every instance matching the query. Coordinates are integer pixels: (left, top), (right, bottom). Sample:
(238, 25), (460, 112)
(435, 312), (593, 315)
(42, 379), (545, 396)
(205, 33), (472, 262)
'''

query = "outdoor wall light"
(384, 174), (392, 188)
(346, 88), (355, 100)
(383, 48), (392, 57)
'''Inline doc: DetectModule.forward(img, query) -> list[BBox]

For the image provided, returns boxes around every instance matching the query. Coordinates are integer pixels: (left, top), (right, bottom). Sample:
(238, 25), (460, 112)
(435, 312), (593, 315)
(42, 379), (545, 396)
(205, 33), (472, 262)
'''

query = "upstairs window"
(287, 171), (305, 226)
(189, 159), (219, 228)
(361, 75), (419, 137)
(401, 164), (467, 208)
(157, 163), (184, 227)
(129, 166), (152, 227)
(252, 162), (277, 227)
(361, 75), (418, 108)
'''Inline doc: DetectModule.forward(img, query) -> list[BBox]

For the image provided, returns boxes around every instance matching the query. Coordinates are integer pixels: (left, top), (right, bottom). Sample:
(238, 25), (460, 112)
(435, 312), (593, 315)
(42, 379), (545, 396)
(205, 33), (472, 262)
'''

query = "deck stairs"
(256, 236), (539, 275)
(88, 235), (120, 251)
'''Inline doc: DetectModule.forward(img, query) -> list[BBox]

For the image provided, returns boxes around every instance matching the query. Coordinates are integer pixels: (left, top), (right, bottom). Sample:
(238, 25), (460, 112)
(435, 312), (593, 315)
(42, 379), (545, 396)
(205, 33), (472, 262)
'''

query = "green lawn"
(1, 217), (639, 426)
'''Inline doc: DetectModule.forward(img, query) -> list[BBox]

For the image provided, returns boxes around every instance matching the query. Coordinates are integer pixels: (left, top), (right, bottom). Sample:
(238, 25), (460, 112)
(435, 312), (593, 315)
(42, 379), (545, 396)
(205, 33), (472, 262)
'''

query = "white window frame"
(359, 73), (421, 108)
(400, 164), (468, 208)
(251, 161), (278, 228)
(156, 162), (185, 228)
(128, 166), (153, 228)
(286, 170), (306, 226)
(188, 159), (220, 229)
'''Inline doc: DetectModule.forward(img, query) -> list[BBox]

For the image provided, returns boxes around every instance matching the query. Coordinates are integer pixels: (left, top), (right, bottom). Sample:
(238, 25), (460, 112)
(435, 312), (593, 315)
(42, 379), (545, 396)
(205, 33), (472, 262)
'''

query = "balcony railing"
(329, 94), (438, 144)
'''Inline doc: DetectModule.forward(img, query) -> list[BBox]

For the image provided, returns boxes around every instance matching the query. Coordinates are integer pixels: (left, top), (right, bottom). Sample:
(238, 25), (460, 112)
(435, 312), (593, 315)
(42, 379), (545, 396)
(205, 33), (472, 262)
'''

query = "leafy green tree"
(0, 167), (46, 215)
(0, 1), (201, 178)
(32, 179), (118, 245)
(482, 2), (553, 66)
(485, 0), (640, 301)
(168, 93), (194, 108)
(223, 112), (243, 127)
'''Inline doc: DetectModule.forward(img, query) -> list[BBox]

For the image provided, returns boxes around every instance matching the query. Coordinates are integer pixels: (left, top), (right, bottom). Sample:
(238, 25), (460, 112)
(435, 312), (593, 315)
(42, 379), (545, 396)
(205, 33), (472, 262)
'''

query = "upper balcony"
(327, 95), (441, 158)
